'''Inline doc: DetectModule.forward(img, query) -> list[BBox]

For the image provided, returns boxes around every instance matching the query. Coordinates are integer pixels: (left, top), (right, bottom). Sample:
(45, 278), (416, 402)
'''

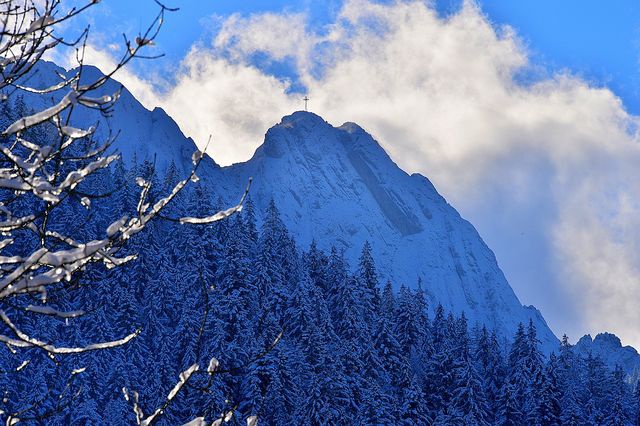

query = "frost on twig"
(127, 332), (283, 425)
(0, 309), (141, 354)
(180, 410), (246, 426)
(180, 178), (252, 225)
(0, 0), (256, 421)
(126, 364), (200, 426)
(211, 411), (234, 426)
(3, 91), (76, 135)
(25, 305), (85, 318)
(207, 357), (219, 374)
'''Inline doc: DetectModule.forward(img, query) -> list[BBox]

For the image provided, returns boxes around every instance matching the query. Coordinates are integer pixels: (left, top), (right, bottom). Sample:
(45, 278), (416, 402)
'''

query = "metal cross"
(303, 96), (309, 111)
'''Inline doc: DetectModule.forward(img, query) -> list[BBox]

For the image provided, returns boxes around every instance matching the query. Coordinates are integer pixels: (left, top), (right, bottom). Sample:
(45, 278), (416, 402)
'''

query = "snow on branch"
(125, 364), (208, 426)
(25, 305), (85, 318)
(179, 178), (252, 225)
(0, 325), (140, 354)
(0, 309), (140, 354)
(13, 73), (78, 94)
(123, 333), (276, 424)
(0, 0), (259, 422)
(2, 91), (76, 135)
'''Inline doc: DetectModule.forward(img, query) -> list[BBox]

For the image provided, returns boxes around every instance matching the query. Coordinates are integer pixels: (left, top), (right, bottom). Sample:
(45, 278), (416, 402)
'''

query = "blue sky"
(78, 0), (640, 113)
(65, 1), (640, 346)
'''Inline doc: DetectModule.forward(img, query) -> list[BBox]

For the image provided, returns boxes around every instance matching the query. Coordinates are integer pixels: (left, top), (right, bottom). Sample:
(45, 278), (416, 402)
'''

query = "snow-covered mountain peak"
(13, 61), (219, 175)
(214, 112), (560, 352)
(595, 332), (623, 347)
(266, 111), (405, 182)
(258, 111), (340, 160)
(338, 121), (366, 134)
(575, 333), (640, 381)
(577, 333), (628, 349)
(266, 111), (392, 164)
(279, 110), (328, 127)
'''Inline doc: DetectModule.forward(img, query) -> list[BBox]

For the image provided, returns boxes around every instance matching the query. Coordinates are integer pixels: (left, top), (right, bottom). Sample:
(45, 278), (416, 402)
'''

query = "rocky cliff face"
(210, 111), (558, 352)
(575, 333), (640, 382)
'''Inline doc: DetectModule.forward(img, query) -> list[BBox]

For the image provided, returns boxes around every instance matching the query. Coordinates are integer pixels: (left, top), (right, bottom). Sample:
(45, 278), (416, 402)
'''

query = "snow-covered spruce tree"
(0, 2), (252, 423)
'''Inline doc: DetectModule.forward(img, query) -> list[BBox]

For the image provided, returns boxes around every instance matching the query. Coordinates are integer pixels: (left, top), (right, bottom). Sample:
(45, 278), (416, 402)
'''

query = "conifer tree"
(532, 353), (562, 426)
(423, 304), (450, 417)
(583, 352), (608, 425)
(451, 338), (489, 425)
(560, 381), (584, 426)
(475, 326), (505, 422)
(496, 381), (523, 426)
(373, 306), (406, 391)
(357, 241), (380, 331)
(400, 378), (431, 425)
(380, 280), (396, 322)
(254, 199), (287, 337)
(604, 365), (631, 426)
(632, 384), (640, 426)
(506, 323), (530, 409)
(395, 285), (421, 356)
(306, 240), (329, 295)
(524, 320), (545, 422)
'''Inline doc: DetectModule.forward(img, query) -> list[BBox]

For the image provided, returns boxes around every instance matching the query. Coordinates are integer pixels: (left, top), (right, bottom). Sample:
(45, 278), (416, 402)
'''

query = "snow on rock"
(211, 111), (559, 353)
(8, 60), (218, 176)
(9, 63), (585, 355)
(575, 333), (640, 382)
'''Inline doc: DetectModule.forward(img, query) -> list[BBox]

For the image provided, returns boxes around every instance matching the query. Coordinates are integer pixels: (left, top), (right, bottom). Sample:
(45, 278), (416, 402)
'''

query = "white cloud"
(214, 12), (317, 73)
(51, 44), (161, 110)
(160, 49), (298, 165)
(76, 0), (640, 347)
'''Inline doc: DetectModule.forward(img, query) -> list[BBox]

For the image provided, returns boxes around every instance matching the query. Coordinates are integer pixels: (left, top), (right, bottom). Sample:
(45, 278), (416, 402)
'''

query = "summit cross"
(303, 96), (310, 111)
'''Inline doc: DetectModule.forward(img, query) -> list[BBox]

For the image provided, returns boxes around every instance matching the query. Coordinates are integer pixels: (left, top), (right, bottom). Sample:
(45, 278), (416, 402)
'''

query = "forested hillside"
(0, 129), (636, 423)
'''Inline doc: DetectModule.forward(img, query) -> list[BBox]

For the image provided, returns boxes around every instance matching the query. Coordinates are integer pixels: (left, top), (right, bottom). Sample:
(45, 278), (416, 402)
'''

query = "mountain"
(575, 333), (640, 382)
(17, 59), (640, 371)
(8, 61), (560, 351)
(10, 60), (217, 175)
(207, 111), (559, 352)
